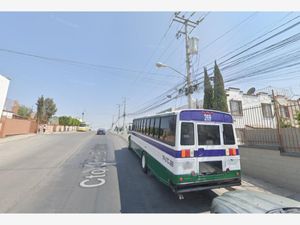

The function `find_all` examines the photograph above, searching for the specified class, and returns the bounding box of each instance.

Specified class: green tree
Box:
[213,61,228,112]
[36,95,45,123]
[203,67,214,109]
[17,105,33,119]
[296,111,300,124]
[36,96,57,123]
[280,117,292,128]
[59,116,81,126]
[44,98,57,122]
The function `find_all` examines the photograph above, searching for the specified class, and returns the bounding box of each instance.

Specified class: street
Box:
[0,132,217,213]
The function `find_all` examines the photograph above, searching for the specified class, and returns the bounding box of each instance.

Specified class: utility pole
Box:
[173,12,204,108]
[111,115,115,129]
[122,97,126,132]
[81,112,84,122]
[117,104,121,132]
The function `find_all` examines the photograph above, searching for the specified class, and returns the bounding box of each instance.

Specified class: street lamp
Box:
[156,62,194,108]
[156,62,186,80]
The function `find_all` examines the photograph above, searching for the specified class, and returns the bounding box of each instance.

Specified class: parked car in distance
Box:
[96,129,106,135]
[211,190,300,213]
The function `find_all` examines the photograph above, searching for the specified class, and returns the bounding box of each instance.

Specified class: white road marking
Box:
[79,168,107,188]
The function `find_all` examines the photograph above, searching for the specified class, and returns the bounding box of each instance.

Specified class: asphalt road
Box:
[0,132,217,213]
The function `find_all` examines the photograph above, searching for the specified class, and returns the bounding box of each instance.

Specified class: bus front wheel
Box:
[141,152,148,174]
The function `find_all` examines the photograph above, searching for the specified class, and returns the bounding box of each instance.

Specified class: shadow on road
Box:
[115,147,217,213]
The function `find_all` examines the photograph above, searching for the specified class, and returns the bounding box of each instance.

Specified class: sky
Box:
[0,12,299,129]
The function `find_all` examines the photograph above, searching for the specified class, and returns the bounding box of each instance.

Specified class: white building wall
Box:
[226,88,276,129]
[0,75,10,117]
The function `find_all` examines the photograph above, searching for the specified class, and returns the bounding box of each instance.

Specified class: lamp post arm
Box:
[166,66,186,80]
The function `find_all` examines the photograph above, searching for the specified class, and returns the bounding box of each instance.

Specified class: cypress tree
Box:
[213,61,228,112]
[203,67,214,109]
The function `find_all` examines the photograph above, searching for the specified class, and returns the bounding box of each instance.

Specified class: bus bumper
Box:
[170,177,241,194]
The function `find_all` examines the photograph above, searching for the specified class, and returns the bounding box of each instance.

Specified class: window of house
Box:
[280,106,290,118]
[230,100,243,116]
[159,115,176,146]
[261,103,273,118]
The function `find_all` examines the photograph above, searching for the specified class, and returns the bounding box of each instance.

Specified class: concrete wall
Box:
[37,125,78,133]
[0,118,79,138]
[239,146,300,192]
[0,75,10,116]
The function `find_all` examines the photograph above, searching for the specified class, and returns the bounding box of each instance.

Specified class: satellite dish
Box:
[247,87,256,95]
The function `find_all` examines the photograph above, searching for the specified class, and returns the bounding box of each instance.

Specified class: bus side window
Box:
[150,118,155,136]
[138,119,141,132]
[141,119,144,134]
[159,116,176,146]
[154,117,160,139]
[147,118,152,136]
[146,118,150,135]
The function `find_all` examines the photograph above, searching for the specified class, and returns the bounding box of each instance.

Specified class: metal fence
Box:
[234,101,300,155]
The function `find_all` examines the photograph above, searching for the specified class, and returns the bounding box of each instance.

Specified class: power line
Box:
[200,12,258,52]
[0,47,176,77]
[192,15,300,80]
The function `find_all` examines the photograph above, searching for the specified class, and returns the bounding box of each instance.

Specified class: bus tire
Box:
[141,152,148,174]
[128,136,132,150]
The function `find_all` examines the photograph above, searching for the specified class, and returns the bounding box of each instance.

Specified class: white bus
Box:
[128,109,241,197]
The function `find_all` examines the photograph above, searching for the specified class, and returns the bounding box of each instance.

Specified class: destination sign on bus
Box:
[179,110,233,123]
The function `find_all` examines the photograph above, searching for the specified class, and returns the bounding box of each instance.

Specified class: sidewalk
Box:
[112,131,299,201]
[0,133,36,144]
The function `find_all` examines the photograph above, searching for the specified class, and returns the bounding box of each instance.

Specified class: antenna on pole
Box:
[246,87,256,95]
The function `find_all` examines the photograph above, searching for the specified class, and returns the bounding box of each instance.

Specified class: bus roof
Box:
[133,109,233,123]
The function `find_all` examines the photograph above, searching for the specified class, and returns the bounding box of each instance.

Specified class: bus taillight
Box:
[229,148,237,156]
[181,149,190,158]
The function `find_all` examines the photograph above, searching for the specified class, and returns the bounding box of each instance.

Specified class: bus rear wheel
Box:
[128,136,132,150]
[141,152,148,174]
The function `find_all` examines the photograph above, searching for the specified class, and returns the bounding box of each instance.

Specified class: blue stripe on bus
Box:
[131,132,239,158]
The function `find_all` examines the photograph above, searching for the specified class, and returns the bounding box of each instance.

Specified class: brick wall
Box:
[0,117,37,138]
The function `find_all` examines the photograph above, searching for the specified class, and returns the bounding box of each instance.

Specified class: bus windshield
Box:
[180,122,236,146]
[197,124,221,145]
